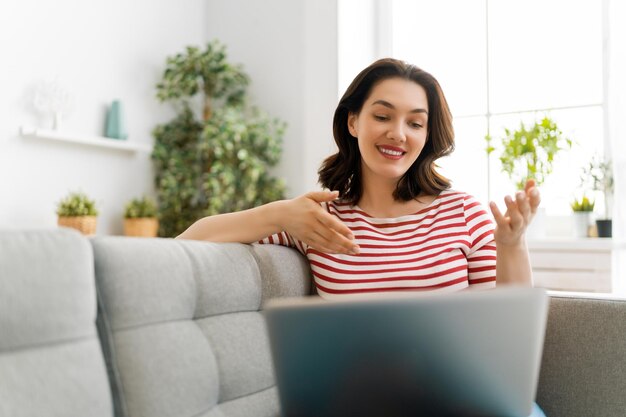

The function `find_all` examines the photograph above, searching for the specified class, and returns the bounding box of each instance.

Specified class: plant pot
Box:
[572,212,591,238]
[124,217,159,237]
[58,216,97,236]
[596,219,612,238]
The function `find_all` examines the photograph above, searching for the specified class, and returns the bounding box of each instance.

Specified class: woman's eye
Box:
[410,122,423,129]
[374,115,388,121]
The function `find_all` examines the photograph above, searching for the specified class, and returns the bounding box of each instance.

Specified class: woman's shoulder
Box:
[438,189,474,203]
[324,199,367,217]
[438,190,491,213]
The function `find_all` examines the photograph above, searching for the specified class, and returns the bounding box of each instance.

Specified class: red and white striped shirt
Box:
[259,190,496,300]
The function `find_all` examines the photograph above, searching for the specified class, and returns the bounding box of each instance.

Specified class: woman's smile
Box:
[376,145,406,160]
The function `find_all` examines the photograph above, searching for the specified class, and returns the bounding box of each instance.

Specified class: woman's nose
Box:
[386,121,407,143]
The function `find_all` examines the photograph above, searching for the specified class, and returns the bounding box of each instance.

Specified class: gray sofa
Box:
[1,229,625,417]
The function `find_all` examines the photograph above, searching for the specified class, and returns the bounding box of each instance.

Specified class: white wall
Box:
[204,0,339,197]
[0,0,341,235]
[0,0,205,234]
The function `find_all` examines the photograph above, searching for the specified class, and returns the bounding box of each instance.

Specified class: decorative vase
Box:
[58,216,97,236]
[596,219,612,238]
[124,218,159,237]
[571,212,590,238]
[105,100,128,140]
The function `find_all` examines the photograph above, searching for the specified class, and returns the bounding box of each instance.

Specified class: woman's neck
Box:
[357,173,436,218]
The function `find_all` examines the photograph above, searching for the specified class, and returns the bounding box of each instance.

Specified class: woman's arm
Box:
[176,199,285,243]
[489,180,541,286]
[176,191,360,255]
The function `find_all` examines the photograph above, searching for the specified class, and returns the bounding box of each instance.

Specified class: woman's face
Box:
[347,77,429,185]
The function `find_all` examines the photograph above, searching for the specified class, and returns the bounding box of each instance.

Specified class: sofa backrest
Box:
[92,237,311,417]
[0,229,113,417]
[537,294,626,417]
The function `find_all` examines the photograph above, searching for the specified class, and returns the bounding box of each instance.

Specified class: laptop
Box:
[264,287,549,417]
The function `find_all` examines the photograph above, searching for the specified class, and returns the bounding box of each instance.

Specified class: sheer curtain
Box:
[608,0,626,294]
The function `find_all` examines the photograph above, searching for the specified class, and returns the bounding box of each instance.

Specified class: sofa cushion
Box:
[537,294,626,417]
[0,229,113,417]
[92,237,311,417]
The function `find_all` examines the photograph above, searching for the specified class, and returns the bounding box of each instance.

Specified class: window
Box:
[390,0,605,215]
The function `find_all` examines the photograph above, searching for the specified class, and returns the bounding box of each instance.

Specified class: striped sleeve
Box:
[258,231,308,256]
[463,194,496,289]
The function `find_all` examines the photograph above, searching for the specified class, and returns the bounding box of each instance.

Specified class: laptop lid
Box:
[264,287,549,417]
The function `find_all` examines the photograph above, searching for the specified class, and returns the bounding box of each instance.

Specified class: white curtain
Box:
[608,0,626,294]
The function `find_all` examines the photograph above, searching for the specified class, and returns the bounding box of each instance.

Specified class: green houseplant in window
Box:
[485,116,572,238]
[153,40,286,237]
[485,116,572,190]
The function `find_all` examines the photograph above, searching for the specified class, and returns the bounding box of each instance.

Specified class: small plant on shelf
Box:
[570,194,595,237]
[570,195,595,212]
[56,191,99,236]
[124,196,159,237]
[579,154,614,237]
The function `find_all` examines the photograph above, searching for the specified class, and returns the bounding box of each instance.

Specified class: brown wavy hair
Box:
[318,58,454,205]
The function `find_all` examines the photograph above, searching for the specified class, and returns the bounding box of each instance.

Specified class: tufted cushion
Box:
[0,229,113,417]
[92,237,311,417]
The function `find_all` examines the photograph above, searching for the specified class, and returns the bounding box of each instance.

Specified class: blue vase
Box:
[105,100,128,140]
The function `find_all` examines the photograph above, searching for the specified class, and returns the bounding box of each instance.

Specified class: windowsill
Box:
[527,237,626,251]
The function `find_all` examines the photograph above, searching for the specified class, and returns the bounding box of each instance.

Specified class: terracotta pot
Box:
[58,216,97,236]
[124,217,159,237]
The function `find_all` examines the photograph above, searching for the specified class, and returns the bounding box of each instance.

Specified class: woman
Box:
[178,58,540,299]
[179,58,545,416]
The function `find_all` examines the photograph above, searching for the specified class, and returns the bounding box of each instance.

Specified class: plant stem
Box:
[203,96,212,121]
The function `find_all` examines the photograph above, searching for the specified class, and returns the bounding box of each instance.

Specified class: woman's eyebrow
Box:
[371,99,428,114]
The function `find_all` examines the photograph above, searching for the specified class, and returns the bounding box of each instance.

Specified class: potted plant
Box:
[485,116,572,190]
[486,116,572,238]
[56,191,98,236]
[570,194,595,238]
[124,196,159,237]
[581,155,614,237]
[153,40,286,237]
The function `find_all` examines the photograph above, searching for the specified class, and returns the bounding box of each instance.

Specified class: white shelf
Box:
[19,126,152,154]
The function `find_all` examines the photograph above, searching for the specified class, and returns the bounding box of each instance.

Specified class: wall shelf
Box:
[19,127,152,154]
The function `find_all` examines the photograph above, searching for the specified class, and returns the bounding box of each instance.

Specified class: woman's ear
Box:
[347,113,358,138]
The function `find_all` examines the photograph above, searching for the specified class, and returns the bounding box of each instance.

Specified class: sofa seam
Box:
[0,333,99,355]
[94,243,131,417]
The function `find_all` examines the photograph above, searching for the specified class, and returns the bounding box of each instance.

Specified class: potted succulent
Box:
[581,155,614,237]
[570,195,595,238]
[124,196,159,237]
[56,191,98,236]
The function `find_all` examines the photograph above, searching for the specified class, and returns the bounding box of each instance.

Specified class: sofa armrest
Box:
[537,293,626,417]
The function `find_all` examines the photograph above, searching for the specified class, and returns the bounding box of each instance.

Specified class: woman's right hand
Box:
[279,191,360,255]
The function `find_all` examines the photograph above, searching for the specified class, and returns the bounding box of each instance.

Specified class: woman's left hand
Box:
[489,179,541,246]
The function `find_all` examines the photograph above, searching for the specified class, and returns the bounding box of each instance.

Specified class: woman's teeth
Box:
[378,147,403,156]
